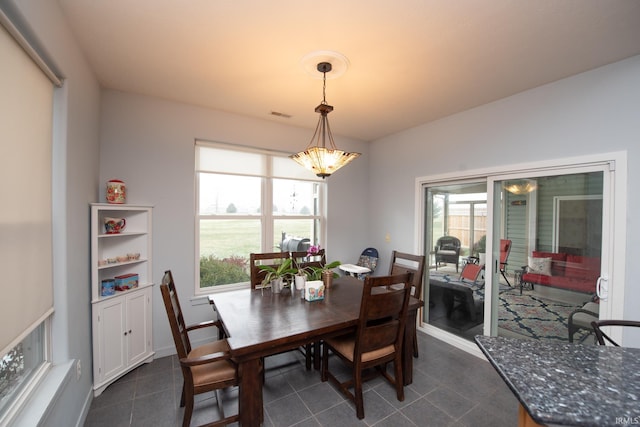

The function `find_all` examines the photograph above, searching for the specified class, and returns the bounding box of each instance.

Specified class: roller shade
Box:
[0,21,55,356]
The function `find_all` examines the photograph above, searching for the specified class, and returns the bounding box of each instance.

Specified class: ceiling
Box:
[58,0,640,142]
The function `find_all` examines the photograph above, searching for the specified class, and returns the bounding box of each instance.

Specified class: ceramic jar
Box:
[106,179,126,204]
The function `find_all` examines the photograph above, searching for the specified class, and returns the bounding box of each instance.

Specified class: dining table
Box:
[475,335,640,427]
[208,275,423,426]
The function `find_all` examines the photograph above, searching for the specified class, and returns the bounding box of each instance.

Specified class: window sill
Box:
[11,360,74,427]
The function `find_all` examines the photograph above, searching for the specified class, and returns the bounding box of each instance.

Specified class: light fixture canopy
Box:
[290,61,360,178]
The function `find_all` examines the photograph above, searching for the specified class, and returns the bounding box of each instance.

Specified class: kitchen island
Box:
[475,335,640,426]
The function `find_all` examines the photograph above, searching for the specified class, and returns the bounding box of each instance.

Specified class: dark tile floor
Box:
[84,333,519,427]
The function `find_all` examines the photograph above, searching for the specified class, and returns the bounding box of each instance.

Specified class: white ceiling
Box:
[58,0,640,142]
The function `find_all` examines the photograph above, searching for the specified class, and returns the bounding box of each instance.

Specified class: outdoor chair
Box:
[160,271,239,427]
[388,250,425,358]
[568,300,599,343]
[435,236,461,272]
[499,239,512,286]
[321,273,412,419]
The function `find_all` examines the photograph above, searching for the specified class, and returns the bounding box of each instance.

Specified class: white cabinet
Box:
[90,203,154,397]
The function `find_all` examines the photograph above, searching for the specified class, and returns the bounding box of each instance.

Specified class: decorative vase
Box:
[106,179,126,204]
[271,278,283,294]
[322,270,333,289]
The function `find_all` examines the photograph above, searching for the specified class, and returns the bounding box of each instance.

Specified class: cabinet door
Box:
[93,298,126,383]
[126,288,152,366]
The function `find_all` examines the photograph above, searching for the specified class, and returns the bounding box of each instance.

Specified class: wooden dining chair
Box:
[291,248,326,271]
[591,319,640,346]
[388,251,425,358]
[250,252,313,369]
[249,251,291,289]
[160,271,239,427]
[321,272,412,419]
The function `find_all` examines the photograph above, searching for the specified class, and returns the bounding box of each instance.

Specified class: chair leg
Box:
[182,391,194,427]
[394,358,405,402]
[412,330,419,358]
[354,367,365,419]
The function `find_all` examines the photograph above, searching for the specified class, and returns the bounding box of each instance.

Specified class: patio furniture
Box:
[435,236,461,272]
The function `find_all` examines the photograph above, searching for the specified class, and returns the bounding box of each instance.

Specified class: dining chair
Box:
[321,272,412,419]
[249,251,291,289]
[291,248,326,369]
[590,319,640,346]
[388,250,425,358]
[291,248,326,271]
[250,251,313,369]
[160,270,239,427]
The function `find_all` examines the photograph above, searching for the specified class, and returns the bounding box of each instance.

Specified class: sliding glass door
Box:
[421,159,620,345]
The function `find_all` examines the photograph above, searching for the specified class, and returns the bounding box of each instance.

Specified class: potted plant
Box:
[258,258,296,293]
[301,245,341,288]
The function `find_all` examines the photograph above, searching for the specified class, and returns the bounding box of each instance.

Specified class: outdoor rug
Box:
[497,292,590,342]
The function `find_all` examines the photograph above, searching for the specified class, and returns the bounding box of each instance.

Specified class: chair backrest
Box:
[160,270,191,359]
[291,249,326,272]
[356,273,412,358]
[388,251,426,300]
[591,319,640,346]
[500,239,512,265]
[460,263,483,284]
[436,236,461,251]
[249,252,291,289]
[357,247,379,272]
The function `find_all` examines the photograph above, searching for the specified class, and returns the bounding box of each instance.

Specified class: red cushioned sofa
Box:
[521,251,600,294]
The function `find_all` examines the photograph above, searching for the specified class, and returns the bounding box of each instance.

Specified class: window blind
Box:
[0,21,55,356]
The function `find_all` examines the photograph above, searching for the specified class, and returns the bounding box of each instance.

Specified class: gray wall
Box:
[369,55,640,344]
[98,90,370,357]
[3,0,101,425]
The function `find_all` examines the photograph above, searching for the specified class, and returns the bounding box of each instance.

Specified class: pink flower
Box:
[307,245,321,256]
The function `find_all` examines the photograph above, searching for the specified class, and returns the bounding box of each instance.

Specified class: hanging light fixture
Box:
[290,62,360,178]
[504,180,537,195]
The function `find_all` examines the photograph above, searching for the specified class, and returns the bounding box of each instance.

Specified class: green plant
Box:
[257,258,297,285]
[305,260,341,281]
[199,255,249,288]
[473,235,486,256]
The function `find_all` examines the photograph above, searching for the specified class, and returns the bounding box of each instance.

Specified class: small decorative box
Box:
[101,279,115,296]
[304,280,325,302]
[114,273,138,291]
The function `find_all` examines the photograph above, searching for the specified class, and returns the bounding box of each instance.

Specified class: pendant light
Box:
[290,62,360,178]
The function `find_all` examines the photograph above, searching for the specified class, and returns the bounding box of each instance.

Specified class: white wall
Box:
[369,55,640,343]
[3,0,101,425]
[98,91,370,355]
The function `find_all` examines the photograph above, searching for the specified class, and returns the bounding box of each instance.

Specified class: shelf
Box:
[98,258,148,270]
[91,282,153,304]
[98,231,147,239]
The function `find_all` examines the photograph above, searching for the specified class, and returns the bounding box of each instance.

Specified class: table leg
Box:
[403,310,417,385]
[238,357,264,426]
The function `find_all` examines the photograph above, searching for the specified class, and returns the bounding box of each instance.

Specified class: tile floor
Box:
[84,332,519,427]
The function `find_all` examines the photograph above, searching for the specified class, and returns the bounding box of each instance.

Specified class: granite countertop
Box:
[475,335,640,427]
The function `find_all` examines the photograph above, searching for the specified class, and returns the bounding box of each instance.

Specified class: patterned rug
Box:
[497,292,590,342]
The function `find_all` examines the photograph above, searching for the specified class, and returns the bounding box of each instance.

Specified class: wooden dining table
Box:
[208,275,423,426]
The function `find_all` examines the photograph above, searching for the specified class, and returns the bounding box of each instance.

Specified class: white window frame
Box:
[195,140,326,294]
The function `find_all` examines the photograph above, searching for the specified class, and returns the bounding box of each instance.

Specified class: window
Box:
[195,141,325,293]
[0,11,61,423]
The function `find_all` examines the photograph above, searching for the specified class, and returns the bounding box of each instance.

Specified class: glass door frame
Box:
[416,151,627,351]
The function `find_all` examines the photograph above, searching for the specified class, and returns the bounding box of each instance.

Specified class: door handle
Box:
[596,276,608,301]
